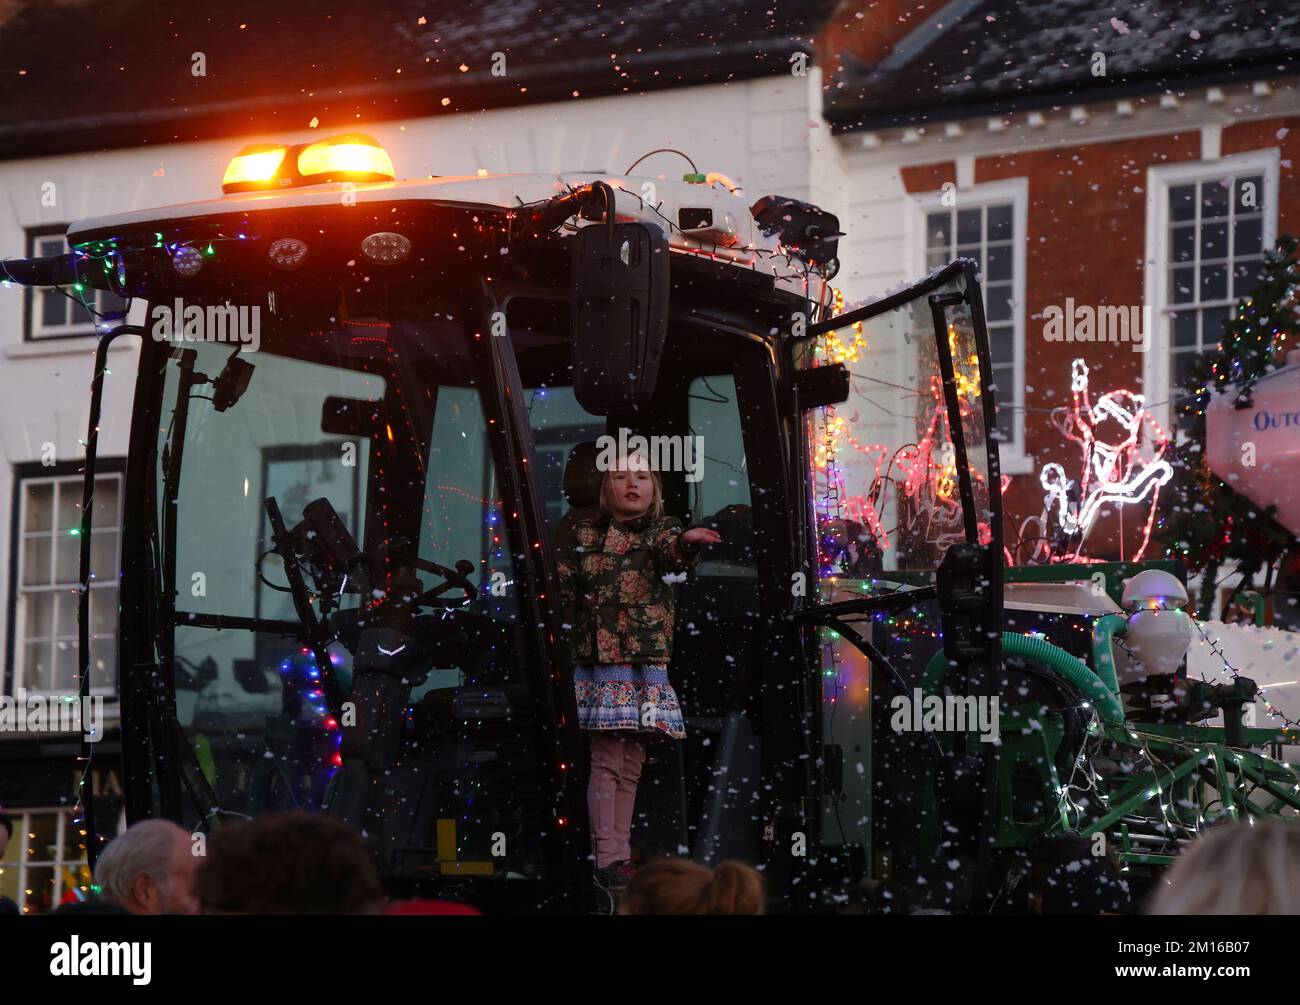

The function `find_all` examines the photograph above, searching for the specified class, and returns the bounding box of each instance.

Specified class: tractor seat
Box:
[554,440,604,551]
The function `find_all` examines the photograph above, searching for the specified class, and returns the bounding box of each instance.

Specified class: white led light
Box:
[171,245,204,277]
[361,232,411,264]
[268,237,309,269]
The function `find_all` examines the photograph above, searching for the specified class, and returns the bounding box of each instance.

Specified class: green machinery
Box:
[925,561,1300,888]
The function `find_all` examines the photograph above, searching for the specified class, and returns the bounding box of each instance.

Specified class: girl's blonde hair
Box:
[597,452,664,521]
[1147,820,1300,915]
[619,858,765,915]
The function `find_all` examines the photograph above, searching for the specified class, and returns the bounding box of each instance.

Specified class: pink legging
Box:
[587,732,648,868]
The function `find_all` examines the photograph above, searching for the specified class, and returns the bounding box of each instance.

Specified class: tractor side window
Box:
[416,383,520,685]
[687,374,755,575]
[522,384,606,538]
[152,302,554,884]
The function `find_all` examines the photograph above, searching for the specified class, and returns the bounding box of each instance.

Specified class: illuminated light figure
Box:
[1038,359,1172,562]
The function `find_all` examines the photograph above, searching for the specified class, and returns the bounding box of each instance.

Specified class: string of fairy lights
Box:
[1183,611,1300,740]
[816,293,847,698]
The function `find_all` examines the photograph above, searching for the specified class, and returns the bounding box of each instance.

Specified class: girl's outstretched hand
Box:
[680,527,722,547]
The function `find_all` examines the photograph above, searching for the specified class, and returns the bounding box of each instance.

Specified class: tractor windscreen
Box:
[801,267,999,584]
[143,281,553,881]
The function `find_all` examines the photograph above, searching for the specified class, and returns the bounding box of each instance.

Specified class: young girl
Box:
[556,451,721,884]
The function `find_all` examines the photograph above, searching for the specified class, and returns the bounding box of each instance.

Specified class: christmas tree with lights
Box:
[1159,234,1300,619]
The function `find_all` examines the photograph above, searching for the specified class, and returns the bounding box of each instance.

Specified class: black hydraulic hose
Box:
[512,181,619,241]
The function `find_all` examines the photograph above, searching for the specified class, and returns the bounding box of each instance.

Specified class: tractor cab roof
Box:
[67,163,830,304]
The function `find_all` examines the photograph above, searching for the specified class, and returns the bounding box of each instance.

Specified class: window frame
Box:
[7,459,125,699]
[22,225,125,342]
[910,178,1031,473]
[0,806,93,914]
[1143,149,1281,432]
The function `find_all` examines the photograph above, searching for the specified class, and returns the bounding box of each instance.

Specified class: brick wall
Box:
[895,114,1300,561]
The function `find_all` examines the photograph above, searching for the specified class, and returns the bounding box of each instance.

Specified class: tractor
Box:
[4,131,1296,913]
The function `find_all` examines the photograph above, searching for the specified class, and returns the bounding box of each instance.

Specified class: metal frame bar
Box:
[78,324,143,868]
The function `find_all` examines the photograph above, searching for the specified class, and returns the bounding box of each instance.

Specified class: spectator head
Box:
[0,808,12,858]
[94,819,199,915]
[619,858,764,915]
[1148,820,1300,915]
[197,811,385,915]
[1027,833,1132,915]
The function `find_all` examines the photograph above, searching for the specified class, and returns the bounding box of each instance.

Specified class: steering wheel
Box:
[374,555,479,609]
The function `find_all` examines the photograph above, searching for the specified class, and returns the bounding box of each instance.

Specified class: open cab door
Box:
[790,260,1005,911]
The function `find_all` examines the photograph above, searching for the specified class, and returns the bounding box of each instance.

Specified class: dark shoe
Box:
[612,859,638,879]
[595,860,637,889]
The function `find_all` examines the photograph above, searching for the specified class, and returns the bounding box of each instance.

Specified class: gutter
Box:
[826,53,1300,135]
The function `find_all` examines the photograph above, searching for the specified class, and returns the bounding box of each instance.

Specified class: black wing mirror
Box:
[570,219,669,414]
[794,363,850,410]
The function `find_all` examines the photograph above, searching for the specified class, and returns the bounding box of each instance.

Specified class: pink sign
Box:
[1205,361,1300,534]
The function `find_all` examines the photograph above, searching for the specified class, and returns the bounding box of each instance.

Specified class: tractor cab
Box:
[2,134,1008,912]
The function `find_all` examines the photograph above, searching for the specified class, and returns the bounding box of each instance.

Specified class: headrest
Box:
[563,440,604,507]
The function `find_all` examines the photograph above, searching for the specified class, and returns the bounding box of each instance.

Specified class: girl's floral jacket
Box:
[556,512,700,665]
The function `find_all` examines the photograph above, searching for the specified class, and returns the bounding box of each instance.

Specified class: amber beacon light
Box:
[221,144,289,192]
[221,134,396,194]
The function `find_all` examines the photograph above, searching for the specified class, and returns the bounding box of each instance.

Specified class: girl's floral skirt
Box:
[573,663,686,739]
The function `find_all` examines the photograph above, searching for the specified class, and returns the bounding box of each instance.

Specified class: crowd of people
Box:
[4,811,766,916]
[5,805,1299,915]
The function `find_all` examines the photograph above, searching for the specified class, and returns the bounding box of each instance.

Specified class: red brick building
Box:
[818,0,1300,574]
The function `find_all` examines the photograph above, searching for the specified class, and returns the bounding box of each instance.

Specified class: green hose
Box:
[922,632,1126,726]
[1089,614,1126,699]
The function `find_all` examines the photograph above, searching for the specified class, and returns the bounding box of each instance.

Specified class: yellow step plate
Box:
[436,818,495,875]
